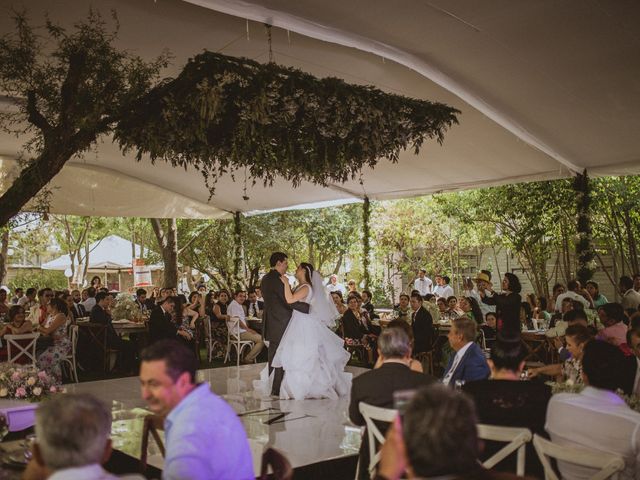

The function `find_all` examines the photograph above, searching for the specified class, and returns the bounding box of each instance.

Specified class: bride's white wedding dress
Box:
[256,275,352,400]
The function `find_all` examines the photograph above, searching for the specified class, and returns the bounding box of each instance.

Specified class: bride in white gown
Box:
[257,263,352,400]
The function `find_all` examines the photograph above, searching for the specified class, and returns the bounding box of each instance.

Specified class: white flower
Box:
[27,377,36,386]
[0,388,7,397]
[32,387,42,396]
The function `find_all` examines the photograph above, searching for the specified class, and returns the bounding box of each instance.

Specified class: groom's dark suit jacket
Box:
[261,269,293,343]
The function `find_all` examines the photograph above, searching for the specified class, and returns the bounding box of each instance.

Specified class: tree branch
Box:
[26,90,52,132]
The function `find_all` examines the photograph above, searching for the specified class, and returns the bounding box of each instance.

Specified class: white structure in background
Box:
[41,235,162,289]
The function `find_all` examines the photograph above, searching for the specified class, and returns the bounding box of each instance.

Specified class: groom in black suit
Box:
[261,252,309,396]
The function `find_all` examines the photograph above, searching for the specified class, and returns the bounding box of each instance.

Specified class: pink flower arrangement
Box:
[0,364,62,402]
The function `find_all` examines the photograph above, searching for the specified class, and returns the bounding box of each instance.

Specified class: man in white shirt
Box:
[227,290,264,363]
[18,287,38,310]
[433,275,454,299]
[81,287,97,312]
[545,340,640,480]
[413,269,432,297]
[326,275,346,294]
[620,276,640,311]
[554,279,591,312]
[23,393,144,480]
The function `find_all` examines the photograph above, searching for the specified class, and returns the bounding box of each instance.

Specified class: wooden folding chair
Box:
[259,448,293,480]
[5,333,40,366]
[140,415,165,472]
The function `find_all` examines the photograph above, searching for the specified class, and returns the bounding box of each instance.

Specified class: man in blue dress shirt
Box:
[139,340,254,480]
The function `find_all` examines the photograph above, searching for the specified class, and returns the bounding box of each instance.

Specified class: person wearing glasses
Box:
[28,288,53,326]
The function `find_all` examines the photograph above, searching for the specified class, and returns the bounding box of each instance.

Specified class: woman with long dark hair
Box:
[37,297,71,379]
[459,296,483,324]
[480,273,522,336]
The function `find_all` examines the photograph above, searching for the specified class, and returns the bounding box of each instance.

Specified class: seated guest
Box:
[393,294,412,323]
[625,326,640,396]
[423,294,440,323]
[459,296,483,324]
[172,295,198,350]
[1,305,35,337]
[436,297,448,317]
[546,303,586,338]
[204,291,226,360]
[377,385,523,480]
[81,287,97,313]
[23,393,144,480]
[586,280,608,309]
[149,296,190,344]
[68,289,87,319]
[597,302,629,348]
[464,338,551,477]
[447,296,464,317]
[342,294,378,365]
[545,340,640,479]
[227,290,264,363]
[61,293,76,324]
[410,293,433,355]
[144,287,160,311]
[331,291,348,315]
[28,288,53,326]
[355,292,380,334]
[442,316,490,386]
[37,297,71,380]
[530,324,592,384]
[245,288,264,318]
[361,290,378,320]
[554,279,592,311]
[520,302,534,330]
[139,340,254,479]
[18,287,38,310]
[90,292,137,373]
[347,279,358,293]
[480,312,498,349]
[349,326,435,480]
[620,275,640,311]
[212,289,231,323]
[9,287,23,305]
[135,288,148,314]
[376,320,424,373]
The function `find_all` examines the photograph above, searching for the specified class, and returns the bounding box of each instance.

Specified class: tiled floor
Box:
[65,363,367,475]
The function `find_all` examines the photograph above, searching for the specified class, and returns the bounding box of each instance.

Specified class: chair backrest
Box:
[477,424,532,476]
[260,447,293,480]
[533,434,625,480]
[140,414,165,471]
[227,316,241,340]
[5,333,40,366]
[359,402,398,477]
[204,315,212,338]
[70,325,79,359]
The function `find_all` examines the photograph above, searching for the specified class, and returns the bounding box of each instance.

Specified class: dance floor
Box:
[65,363,368,477]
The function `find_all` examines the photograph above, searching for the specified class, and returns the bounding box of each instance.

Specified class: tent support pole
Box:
[575,170,595,284]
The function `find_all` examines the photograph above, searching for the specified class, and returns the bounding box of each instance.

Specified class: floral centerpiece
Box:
[0,364,63,402]
[111,293,142,321]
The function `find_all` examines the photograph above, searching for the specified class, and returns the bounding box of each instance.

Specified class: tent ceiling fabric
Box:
[1,0,639,218]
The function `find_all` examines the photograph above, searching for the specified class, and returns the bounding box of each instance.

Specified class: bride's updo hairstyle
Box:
[300,263,314,284]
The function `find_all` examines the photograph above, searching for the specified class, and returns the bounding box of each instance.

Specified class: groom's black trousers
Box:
[268,340,284,396]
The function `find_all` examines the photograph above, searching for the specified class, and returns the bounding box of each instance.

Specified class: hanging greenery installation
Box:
[116,51,460,196]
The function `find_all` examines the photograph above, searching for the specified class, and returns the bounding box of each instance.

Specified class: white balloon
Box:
[64,268,73,278]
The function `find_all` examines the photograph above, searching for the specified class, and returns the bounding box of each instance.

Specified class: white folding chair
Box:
[61,325,79,383]
[358,403,398,479]
[477,424,532,476]
[533,434,625,480]
[204,316,225,362]
[223,317,254,367]
[5,333,40,367]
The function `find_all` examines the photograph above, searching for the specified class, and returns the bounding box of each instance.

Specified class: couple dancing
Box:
[256,252,352,400]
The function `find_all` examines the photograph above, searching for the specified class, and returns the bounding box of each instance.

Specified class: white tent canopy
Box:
[1,0,639,219]
[41,235,161,272]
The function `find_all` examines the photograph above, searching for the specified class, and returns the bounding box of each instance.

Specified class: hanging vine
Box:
[575,170,596,283]
[362,196,372,289]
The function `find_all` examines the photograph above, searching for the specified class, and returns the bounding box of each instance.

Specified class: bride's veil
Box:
[310,270,339,328]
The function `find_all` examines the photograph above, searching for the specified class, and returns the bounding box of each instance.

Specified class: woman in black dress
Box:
[480,273,522,336]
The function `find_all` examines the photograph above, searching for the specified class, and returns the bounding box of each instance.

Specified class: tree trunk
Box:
[362,196,371,289]
[150,218,179,288]
[0,229,9,285]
